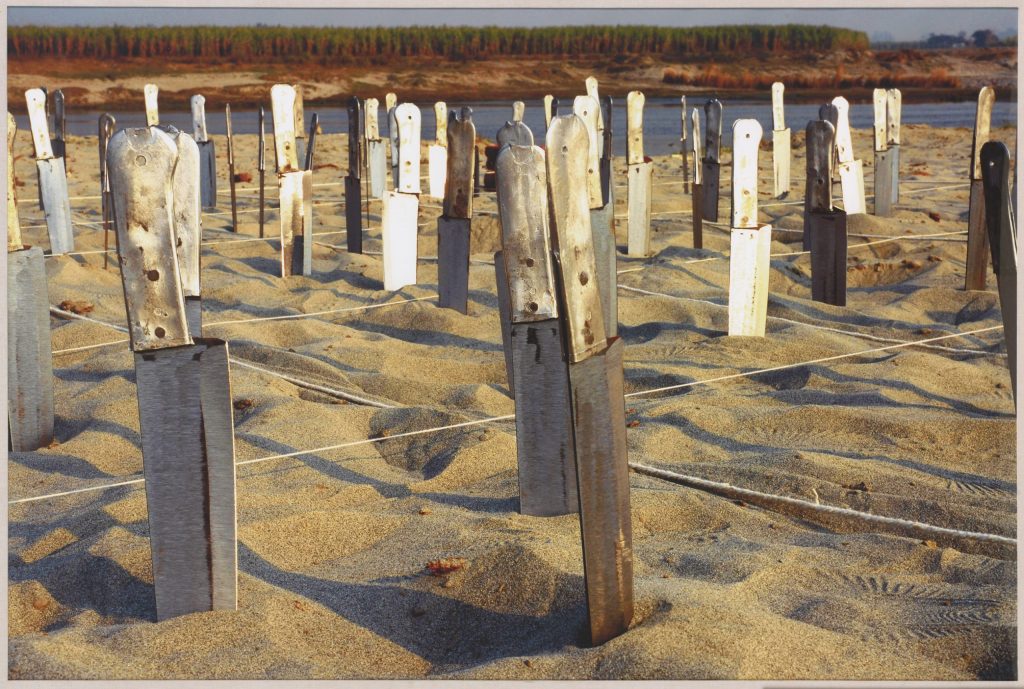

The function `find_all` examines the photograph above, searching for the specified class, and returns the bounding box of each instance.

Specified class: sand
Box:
[7,120,1017,680]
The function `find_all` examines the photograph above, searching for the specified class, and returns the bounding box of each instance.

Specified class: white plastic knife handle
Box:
[731,120,762,229]
[585,76,603,132]
[395,102,422,194]
[572,95,602,208]
[771,82,785,131]
[832,96,854,164]
[626,90,645,166]
[191,94,208,143]
[365,98,380,141]
[543,94,554,128]
[872,88,887,152]
[512,100,525,123]
[270,84,299,173]
[144,83,159,126]
[886,88,901,146]
[8,112,21,250]
[680,95,687,141]
[971,86,995,180]
[385,92,397,113]
[691,108,702,184]
[434,101,447,146]
[25,88,53,160]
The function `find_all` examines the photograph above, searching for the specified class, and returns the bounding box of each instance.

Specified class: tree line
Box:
[8,24,869,62]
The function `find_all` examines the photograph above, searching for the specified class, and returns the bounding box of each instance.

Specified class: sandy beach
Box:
[7,120,1017,680]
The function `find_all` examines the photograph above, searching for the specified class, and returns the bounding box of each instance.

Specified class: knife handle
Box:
[257,106,266,171]
[496,144,558,323]
[434,101,447,146]
[8,112,21,251]
[691,109,702,183]
[98,113,115,193]
[546,114,607,362]
[679,95,687,141]
[305,113,319,171]
[270,84,300,173]
[191,94,208,143]
[980,141,1016,275]
[225,104,234,165]
[512,100,525,123]
[53,90,66,142]
[626,91,645,166]
[971,86,995,180]
[872,88,887,152]
[444,107,475,218]
[348,97,362,175]
[886,88,901,146]
[364,98,380,141]
[573,95,602,208]
[543,95,554,128]
[394,103,421,194]
[166,127,202,298]
[806,119,835,213]
[385,92,397,113]
[832,96,853,164]
[585,76,603,131]
[292,84,305,138]
[704,99,722,162]
[731,119,762,229]
[24,88,53,160]
[771,82,785,131]
[601,95,613,147]
[106,126,192,351]
[497,121,534,149]
[144,83,159,126]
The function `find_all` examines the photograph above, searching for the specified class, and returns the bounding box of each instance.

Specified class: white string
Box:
[229,358,395,408]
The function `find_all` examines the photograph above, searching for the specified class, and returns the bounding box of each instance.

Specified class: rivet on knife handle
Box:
[107,127,192,351]
[144,83,159,126]
[572,95,602,209]
[546,114,607,362]
[497,144,557,323]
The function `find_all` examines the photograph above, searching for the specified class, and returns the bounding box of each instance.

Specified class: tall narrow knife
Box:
[428,101,448,200]
[596,94,617,336]
[191,94,217,209]
[496,143,578,517]
[691,107,704,249]
[25,88,73,254]
[626,90,653,257]
[980,141,1017,403]
[293,84,307,168]
[258,105,266,238]
[680,95,689,193]
[771,82,791,199]
[365,98,386,199]
[887,88,902,203]
[345,96,364,254]
[98,112,116,268]
[966,86,996,290]
[872,88,893,217]
[107,126,237,621]
[806,119,847,306]
[547,113,633,647]
[727,119,772,337]
[225,103,238,231]
[304,113,319,171]
[386,92,399,189]
[382,101,421,291]
[437,107,475,311]
[702,98,723,222]
[52,89,66,163]
[271,84,313,277]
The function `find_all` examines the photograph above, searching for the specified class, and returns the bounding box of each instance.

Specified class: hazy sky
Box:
[6,7,1017,43]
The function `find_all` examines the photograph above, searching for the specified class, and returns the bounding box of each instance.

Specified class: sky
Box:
[5,7,1018,43]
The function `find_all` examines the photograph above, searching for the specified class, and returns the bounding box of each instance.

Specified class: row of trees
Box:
[8,24,869,61]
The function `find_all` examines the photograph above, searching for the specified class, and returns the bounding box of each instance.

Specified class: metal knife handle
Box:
[191,95,208,143]
[771,82,785,131]
[586,76,603,132]
[270,84,300,173]
[497,121,534,148]
[971,86,995,180]
[679,95,687,141]
[572,95,602,208]
[601,95,613,155]
[144,83,159,126]
[832,96,854,164]
[981,141,1016,275]
[819,102,838,129]
[225,104,234,165]
[292,84,305,139]
[691,108,702,184]
[305,113,319,171]
[385,92,397,113]
[886,88,901,145]
[496,144,558,323]
[99,113,115,193]
[626,91,645,166]
[704,99,722,162]
[165,127,202,298]
[512,100,525,123]
[8,112,21,251]
[348,97,362,175]
[53,89,66,143]
[25,88,53,160]
[364,98,380,141]
[106,127,191,351]
[543,95,554,128]
[444,107,475,218]
[395,103,421,194]
[806,119,835,213]
[731,119,762,229]
[872,88,887,152]
[546,114,607,362]
[434,101,447,146]
[257,106,266,172]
